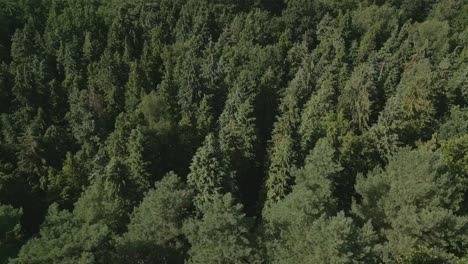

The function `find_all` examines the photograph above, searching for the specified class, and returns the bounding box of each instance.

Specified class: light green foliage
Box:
[264,140,378,263]
[299,73,336,153]
[440,134,468,213]
[183,193,257,264]
[10,204,111,264]
[438,106,468,141]
[187,134,235,209]
[383,59,437,143]
[396,245,468,264]
[353,148,468,262]
[339,63,376,131]
[266,212,378,264]
[265,60,314,206]
[410,19,450,61]
[73,159,130,232]
[139,90,175,135]
[264,139,341,226]
[114,172,193,263]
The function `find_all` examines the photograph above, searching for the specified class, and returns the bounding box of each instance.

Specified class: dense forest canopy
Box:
[0,0,467,263]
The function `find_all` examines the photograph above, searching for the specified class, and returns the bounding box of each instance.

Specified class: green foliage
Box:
[73,159,130,232]
[183,193,257,264]
[438,106,468,141]
[0,204,22,264]
[265,59,314,206]
[47,152,87,209]
[264,139,341,226]
[353,148,468,261]
[187,134,235,210]
[114,172,193,263]
[396,245,467,264]
[338,63,376,131]
[126,126,150,194]
[0,0,466,262]
[439,134,468,214]
[10,204,112,264]
[263,140,378,263]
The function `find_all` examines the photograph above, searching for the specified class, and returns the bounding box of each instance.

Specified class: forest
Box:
[0,0,467,263]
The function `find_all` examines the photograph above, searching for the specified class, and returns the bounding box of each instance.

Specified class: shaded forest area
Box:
[0,0,467,263]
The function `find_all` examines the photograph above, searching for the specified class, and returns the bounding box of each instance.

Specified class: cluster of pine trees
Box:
[0,0,467,263]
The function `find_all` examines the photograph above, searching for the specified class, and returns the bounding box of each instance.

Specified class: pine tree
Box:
[0,204,22,264]
[126,127,150,196]
[114,172,193,264]
[47,151,87,209]
[338,62,377,132]
[353,147,468,262]
[263,139,378,264]
[124,61,146,111]
[299,73,336,153]
[264,58,315,207]
[73,159,130,232]
[10,204,112,264]
[183,193,257,264]
[384,59,437,144]
[218,70,259,206]
[187,134,235,210]
[267,212,378,264]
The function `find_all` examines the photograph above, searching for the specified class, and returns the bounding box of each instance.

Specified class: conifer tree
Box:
[183,193,257,264]
[353,148,468,261]
[218,70,259,205]
[264,139,377,263]
[47,151,87,209]
[10,204,112,264]
[126,127,150,195]
[187,134,235,210]
[338,63,377,132]
[114,172,193,264]
[264,58,314,207]
[0,204,22,264]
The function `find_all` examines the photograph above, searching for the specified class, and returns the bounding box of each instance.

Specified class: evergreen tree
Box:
[126,127,150,196]
[353,148,468,262]
[1,0,467,262]
[264,58,314,207]
[73,159,130,232]
[263,139,379,263]
[114,172,193,264]
[187,134,235,210]
[10,204,112,264]
[183,193,257,264]
[218,70,259,206]
[47,151,87,209]
[338,62,377,132]
[0,204,22,264]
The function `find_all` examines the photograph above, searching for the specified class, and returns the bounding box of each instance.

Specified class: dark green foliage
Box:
[47,152,87,209]
[0,0,466,262]
[0,204,22,264]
